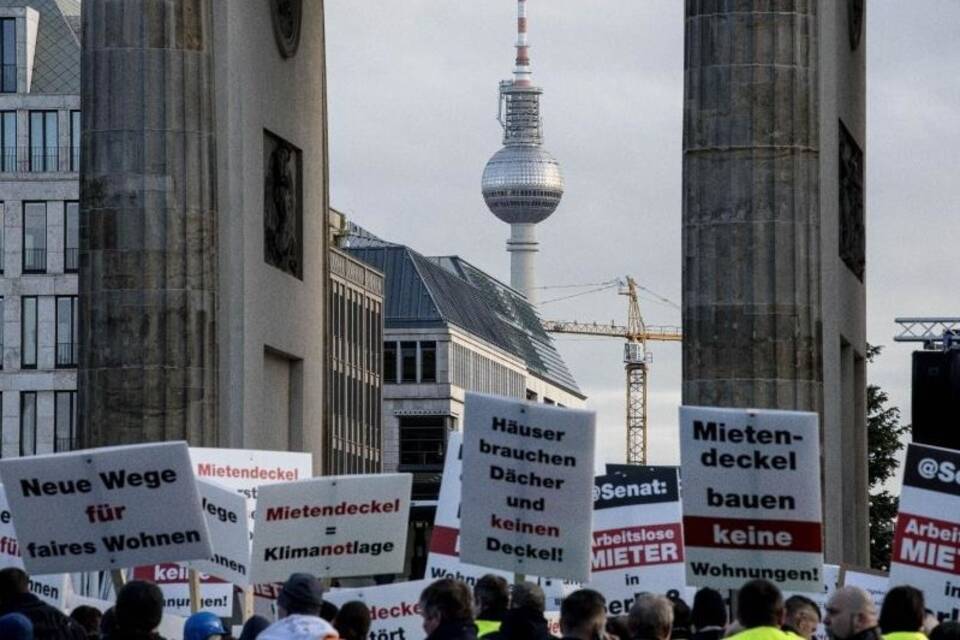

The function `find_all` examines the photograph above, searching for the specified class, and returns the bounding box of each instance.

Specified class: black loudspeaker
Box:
[911,349,960,450]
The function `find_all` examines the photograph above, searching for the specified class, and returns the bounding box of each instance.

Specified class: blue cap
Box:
[0,613,34,640]
[184,611,226,640]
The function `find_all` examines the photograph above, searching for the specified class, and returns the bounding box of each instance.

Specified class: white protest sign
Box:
[132,564,233,617]
[325,579,431,640]
[187,479,251,585]
[679,406,823,591]
[250,473,412,583]
[783,564,840,640]
[189,447,313,535]
[839,566,887,611]
[0,442,211,574]
[585,465,686,616]
[461,393,596,582]
[889,443,960,622]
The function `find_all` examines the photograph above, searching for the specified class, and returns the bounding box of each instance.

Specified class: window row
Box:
[0,391,78,457]
[5,295,78,369]
[330,282,382,374]
[383,340,436,384]
[0,201,79,274]
[0,110,81,172]
[1,18,14,93]
[449,342,525,397]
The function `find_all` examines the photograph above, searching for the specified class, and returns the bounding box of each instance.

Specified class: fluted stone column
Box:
[79,0,218,446]
[683,2,822,413]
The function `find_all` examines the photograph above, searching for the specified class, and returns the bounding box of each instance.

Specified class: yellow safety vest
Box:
[729,626,792,640]
[476,619,502,637]
[883,632,926,640]
[783,631,807,640]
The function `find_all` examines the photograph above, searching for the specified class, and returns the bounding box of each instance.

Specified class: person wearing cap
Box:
[0,612,35,640]
[184,612,228,640]
[258,573,339,640]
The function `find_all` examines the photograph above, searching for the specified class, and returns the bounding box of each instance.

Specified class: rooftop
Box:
[1,0,80,95]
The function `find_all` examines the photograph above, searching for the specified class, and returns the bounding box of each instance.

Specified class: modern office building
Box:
[0,0,80,457]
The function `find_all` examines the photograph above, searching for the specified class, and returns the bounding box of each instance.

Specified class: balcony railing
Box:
[0,146,79,172]
[64,247,79,272]
[0,65,14,93]
[22,248,46,273]
[56,341,77,367]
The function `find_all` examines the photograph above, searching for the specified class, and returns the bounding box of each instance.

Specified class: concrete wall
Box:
[212,2,328,471]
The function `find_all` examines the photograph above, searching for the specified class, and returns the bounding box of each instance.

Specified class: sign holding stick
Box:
[679,406,823,592]
[460,393,596,583]
[0,442,211,574]
[250,473,412,584]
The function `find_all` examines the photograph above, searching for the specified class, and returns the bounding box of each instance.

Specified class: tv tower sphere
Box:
[482,144,564,225]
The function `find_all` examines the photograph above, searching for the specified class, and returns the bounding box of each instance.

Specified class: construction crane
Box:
[542,277,682,464]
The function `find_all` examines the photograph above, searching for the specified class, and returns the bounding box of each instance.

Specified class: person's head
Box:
[100,607,118,639]
[238,614,271,640]
[0,568,29,605]
[670,596,692,638]
[184,611,227,640]
[70,605,102,636]
[0,613,33,640]
[606,615,632,640]
[736,579,784,629]
[879,586,924,634]
[628,594,675,640]
[277,573,326,618]
[692,588,728,630]
[115,580,164,634]
[419,578,474,635]
[824,587,878,640]
[334,601,372,640]
[474,574,509,617]
[320,601,339,623]
[560,589,607,640]
[930,621,960,640]
[784,595,821,640]
[511,582,546,614]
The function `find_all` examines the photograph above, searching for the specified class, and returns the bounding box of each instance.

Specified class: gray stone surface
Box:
[79,0,218,446]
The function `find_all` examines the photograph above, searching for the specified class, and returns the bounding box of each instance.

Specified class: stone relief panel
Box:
[264,129,303,280]
[839,120,865,282]
[270,0,303,58]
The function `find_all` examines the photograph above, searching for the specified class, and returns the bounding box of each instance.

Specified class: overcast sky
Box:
[325,2,960,468]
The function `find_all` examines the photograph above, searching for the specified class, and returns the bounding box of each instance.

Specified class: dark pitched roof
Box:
[0,0,81,94]
[345,244,584,399]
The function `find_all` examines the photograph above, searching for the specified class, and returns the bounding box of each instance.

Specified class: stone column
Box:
[79,0,218,446]
[682,2,822,413]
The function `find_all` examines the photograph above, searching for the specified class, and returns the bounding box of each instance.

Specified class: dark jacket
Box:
[427,620,480,640]
[0,593,87,640]
[849,627,884,640]
[109,631,168,640]
[487,607,556,640]
[693,628,726,640]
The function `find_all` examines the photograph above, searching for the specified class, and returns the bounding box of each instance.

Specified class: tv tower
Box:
[481,0,564,305]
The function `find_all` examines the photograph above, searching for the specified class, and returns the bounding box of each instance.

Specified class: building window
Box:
[55,391,76,452]
[64,202,78,272]
[0,202,4,274]
[0,297,3,369]
[20,392,36,456]
[70,110,80,171]
[383,341,396,384]
[398,415,446,468]
[22,202,46,272]
[526,389,538,401]
[29,111,58,171]
[544,397,555,405]
[56,296,77,367]
[20,296,36,368]
[1,111,14,171]
[420,341,436,383]
[400,341,417,383]
[0,19,14,93]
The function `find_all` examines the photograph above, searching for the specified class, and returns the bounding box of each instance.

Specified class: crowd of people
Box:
[0,567,957,640]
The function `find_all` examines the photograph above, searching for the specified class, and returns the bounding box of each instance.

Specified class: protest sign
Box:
[461,393,596,582]
[585,465,686,615]
[325,579,431,640]
[250,473,412,583]
[186,479,251,585]
[839,565,887,611]
[889,443,960,621]
[0,442,211,574]
[679,406,823,591]
[783,564,840,640]
[132,564,233,617]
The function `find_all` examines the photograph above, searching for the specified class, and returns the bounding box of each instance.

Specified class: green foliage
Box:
[866,344,910,571]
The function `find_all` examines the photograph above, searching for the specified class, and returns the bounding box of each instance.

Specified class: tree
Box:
[866,344,910,570]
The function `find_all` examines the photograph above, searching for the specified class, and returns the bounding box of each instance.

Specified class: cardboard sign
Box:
[585,465,686,616]
[187,479,251,585]
[839,566,887,611]
[132,564,233,617]
[0,442,211,574]
[461,393,596,582]
[783,564,840,640]
[250,473,412,583]
[679,406,823,591]
[889,443,960,622]
[325,579,431,640]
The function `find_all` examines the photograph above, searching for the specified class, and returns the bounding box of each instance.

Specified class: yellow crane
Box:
[542,277,682,464]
